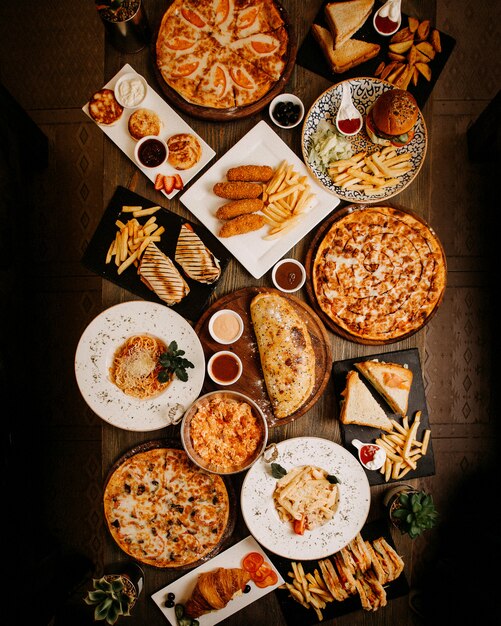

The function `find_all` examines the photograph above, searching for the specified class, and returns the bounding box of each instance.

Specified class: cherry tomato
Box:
[293,516,306,535]
[242,551,264,573]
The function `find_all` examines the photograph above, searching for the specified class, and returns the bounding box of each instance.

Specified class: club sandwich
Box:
[312,23,380,73]
[324,0,375,49]
[354,359,413,416]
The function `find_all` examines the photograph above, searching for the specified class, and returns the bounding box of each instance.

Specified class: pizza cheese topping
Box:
[155,0,289,109]
[104,448,230,568]
[313,206,446,342]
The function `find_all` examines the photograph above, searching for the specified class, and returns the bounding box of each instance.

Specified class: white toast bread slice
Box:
[324,0,375,49]
[339,370,394,432]
[354,360,413,416]
[311,24,380,73]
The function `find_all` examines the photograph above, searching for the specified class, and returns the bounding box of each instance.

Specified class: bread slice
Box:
[311,24,380,73]
[354,360,413,416]
[324,0,375,49]
[339,370,394,432]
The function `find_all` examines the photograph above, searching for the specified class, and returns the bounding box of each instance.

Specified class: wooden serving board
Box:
[150,0,297,122]
[194,287,332,428]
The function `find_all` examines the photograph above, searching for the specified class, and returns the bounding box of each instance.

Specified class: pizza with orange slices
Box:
[155,0,290,109]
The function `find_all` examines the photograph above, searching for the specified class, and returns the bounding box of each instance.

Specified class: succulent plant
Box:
[84,575,135,625]
[390,489,439,539]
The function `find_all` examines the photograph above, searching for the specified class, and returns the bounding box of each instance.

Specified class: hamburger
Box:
[365,88,419,147]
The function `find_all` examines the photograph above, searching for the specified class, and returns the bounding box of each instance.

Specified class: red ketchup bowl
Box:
[207,350,243,386]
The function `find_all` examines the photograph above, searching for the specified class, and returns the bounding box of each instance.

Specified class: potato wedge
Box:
[389,39,414,54]
[417,19,431,41]
[388,52,407,62]
[416,41,436,60]
[416,62,432,81]
[387,63,406,84]
[380,60,397,80]
[408,16,419,33]
[390,26,413,43]
[374,61,385,77]
[394,63,414,90]
[431,28,442,52]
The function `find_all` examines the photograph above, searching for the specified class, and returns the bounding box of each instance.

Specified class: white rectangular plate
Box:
[82,64,215,198]
[151,535,284,626]
[180,120,340,278]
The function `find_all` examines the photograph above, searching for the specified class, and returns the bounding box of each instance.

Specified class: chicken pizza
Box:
[103,446,231,567]
[155,0,290,109]
[312,206,446,343]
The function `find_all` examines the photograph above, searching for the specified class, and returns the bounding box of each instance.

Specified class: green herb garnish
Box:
[326,474,339,484]
[271,463,287,479]
[157,341,194,383]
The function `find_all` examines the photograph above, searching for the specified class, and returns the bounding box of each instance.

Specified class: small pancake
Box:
[167,133,202,170]
[128,108,162,140]
[88,88,123,126]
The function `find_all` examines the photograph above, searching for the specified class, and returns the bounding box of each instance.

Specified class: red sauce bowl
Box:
[207,350,243,386]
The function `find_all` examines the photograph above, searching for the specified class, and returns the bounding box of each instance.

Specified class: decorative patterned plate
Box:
[240,437,371,560]
[301,77,427,203]
[74,301,205,431]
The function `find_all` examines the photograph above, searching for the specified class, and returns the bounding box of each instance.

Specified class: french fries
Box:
[105,205,163,275]
[282,561,335,621]
[261,160,316,239]
[375,16,442,90]
[328,147,412,196]
[377,411,431,481]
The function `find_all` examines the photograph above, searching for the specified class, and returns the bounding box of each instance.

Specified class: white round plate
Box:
[74,301,205,431]
[241,436,371,560]
[302,77,427,203]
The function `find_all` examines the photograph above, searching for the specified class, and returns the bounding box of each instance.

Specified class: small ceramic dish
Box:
[271,258,306,293]
[134,135,168,169]
[208,309,244,345]
[181,390,268,474]
[114,72,148,108]
[351,439,387,471]
[207,351,243,386]
[269,93,305,129]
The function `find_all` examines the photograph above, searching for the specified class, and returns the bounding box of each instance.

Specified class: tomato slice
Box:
[293,516,306,535]
[254,569,278,588]
[251,562,274,583]
[242,551,264,573]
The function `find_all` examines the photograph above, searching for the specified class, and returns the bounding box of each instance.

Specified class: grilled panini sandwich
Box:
[175,223,221,284]
[138,242,189,305]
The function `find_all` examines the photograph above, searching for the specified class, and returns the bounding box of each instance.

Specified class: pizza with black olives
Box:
[103,447,230,568]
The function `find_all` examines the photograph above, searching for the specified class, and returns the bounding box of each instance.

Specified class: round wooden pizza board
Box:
[194,287,332,428]
[305,203,447,345]
[150,1,297,121]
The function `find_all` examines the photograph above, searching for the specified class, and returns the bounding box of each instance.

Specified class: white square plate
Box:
[180,120,340,278]
[82,64,215,199]
[151,535,284,625]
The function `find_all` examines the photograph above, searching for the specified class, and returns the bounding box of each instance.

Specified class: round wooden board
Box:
[305,203,447,345]
[194,287,332,428]
[150,1,297,122]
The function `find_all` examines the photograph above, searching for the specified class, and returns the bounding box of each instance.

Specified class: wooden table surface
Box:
[100,2,435,624]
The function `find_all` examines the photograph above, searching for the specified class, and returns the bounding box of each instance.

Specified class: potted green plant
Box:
[94,1,151,53]
[84,563,144,624]
[384,484,439,539]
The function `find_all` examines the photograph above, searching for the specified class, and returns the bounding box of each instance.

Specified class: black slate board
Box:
[82,186,232,322]
[332,348,435,485]
[272,518,409,625]
[297,1,456,109]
